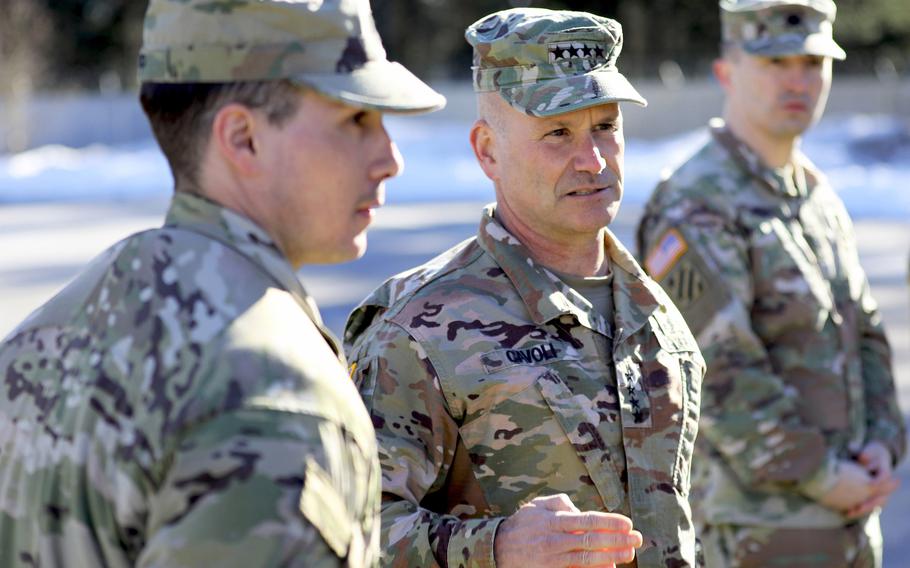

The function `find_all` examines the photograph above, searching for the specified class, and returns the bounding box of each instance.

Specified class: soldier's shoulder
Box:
[345,236,486,343]
[648,136,742,212]
[3,229,161,337]
[645,276,704,358]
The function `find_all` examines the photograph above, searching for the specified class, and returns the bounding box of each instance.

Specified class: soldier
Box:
[0,1,444,566]
[637,1,906,566]
[345,8,705,567]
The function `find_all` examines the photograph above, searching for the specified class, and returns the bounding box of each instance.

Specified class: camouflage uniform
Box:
[345,206,705,567]
[637,119,907,566]
[639,3,904,564]
[0,193,380,566]
[0,1,442,566]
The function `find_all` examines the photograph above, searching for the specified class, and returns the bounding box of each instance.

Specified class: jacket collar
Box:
[710,118,817,200]
[476,204,659,345]
[164,192,342,359]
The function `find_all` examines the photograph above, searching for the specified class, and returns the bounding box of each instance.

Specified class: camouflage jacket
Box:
[0,192,380,567]
[344,205,705,567]
[637,119,907,528]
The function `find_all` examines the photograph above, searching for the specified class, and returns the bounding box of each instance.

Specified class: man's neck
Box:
[724,114,799,170]
[495,211,610,277]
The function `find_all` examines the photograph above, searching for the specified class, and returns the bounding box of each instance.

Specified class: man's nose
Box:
[372,128,404,181]
[574,134,607,175]
[784,64,813,93]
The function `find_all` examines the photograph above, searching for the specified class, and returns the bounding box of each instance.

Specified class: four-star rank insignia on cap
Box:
[548,41,606,64]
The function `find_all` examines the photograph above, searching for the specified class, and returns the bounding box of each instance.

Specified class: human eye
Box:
[594,121,618,133]
[545,127,569,138]
[350,110,369,126]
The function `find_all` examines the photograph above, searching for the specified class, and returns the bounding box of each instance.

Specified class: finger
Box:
[868,475,900,495]
[873,459,894,479]
[845,494,890,519]
[534,493,581,513]
[861,456,888,477]
[859,444,891,471]
[577,529,642,551]
[562,546,636,567]
[552,511,634,534]
[590,529,643,549]
[545,528,641,556]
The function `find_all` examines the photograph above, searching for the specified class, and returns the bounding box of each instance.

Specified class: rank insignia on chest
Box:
[646,229,688,280]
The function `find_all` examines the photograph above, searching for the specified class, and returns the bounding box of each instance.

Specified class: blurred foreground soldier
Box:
[0,1,443,566]
[637,1,906,566]
[345,8,705,567]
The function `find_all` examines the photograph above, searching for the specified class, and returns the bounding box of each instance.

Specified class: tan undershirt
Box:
[552,268,615,321]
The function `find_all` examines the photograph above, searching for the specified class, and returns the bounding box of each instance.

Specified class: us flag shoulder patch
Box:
[645,229,688,280]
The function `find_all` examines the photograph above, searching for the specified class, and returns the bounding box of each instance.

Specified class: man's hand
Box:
[814,459,876,512]
[843,442,900,519]
[493,493,643,568]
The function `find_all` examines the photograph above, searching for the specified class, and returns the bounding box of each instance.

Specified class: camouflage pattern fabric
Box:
[0,192,380,567]
[636,119,906,565]
[700,519,880,567]
[139,0,444,113]
[345,205,705,567]
[464,8,646,116]
[720,0,846,60]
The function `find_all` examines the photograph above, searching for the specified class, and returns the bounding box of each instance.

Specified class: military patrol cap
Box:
[721,0,846,60]
[138,0,445,114]
[465,8,646,117]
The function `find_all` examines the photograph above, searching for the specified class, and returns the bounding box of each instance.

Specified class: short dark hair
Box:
[139,80,303,190]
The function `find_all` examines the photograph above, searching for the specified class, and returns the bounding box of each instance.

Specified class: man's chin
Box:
[300,239,367,266]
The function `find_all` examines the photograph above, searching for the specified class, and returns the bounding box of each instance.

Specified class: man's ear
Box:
[713,57,733,93]
[210,103,263,177]
[470,119,499,182]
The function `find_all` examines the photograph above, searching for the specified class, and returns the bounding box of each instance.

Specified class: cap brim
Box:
[291,61,446,114]
[500,70,647,118]
[744,34,846,60]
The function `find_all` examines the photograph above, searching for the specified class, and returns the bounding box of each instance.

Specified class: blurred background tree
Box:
[0,0,51,150]
[3,0,909,94]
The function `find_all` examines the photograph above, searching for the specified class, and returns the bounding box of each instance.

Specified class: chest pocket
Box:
[458,367,626,515]
[750,218,833,339]
[616,322,701,496]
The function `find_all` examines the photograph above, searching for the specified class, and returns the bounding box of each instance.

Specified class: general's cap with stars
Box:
[465,8,647,117]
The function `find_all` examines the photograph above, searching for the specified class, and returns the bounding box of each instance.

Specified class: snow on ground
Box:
[1,114,908,218]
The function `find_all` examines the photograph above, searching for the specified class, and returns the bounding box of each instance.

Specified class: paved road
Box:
[1,198,908,564]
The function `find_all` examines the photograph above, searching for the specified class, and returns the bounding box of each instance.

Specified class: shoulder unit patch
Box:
[662,260,706,309]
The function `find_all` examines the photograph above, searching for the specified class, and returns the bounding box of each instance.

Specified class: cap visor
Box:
[502,70,647,118]
[292,61,446,114]
[745,34,846,60]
